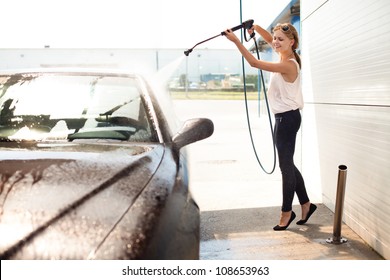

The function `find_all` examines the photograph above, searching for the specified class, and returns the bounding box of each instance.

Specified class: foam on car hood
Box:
[0,143,165,259]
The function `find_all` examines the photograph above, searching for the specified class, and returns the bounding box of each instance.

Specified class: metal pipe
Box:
[326,165,348,244]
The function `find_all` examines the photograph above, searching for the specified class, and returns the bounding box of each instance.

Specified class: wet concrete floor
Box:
[173,99,383,260]
[200,204,382,260]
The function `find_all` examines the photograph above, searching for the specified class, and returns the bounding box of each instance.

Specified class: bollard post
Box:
[326,165,348,244]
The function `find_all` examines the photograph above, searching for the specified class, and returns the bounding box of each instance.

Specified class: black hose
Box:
[242,37,277,174]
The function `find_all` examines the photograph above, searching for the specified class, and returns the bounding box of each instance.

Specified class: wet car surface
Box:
[0,69,214,259]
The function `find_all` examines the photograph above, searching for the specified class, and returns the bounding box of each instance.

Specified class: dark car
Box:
[0,69,213,260]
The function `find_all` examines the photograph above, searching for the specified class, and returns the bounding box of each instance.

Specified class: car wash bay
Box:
[173,99,383,260]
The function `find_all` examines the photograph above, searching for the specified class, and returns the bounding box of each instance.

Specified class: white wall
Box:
[301,0,390,259]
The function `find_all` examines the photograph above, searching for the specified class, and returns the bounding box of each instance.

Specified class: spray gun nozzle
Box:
[184,49,192,56]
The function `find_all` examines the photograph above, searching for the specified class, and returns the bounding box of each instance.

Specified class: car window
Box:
[0,73,157,142]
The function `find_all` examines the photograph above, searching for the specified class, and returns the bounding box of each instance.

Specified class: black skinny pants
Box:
[274,109,309,212]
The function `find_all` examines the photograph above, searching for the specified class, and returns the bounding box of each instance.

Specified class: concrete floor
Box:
[200,204,381,260]
[173,99,383,260]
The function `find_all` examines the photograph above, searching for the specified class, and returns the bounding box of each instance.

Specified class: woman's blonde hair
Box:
[273,23,301,68]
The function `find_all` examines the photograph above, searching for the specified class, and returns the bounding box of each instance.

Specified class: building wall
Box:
[301,0,390,259]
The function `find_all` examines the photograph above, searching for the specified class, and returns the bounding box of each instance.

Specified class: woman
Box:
[224,23,317,230]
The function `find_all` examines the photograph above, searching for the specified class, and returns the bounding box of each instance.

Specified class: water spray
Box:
[184,19,255,56]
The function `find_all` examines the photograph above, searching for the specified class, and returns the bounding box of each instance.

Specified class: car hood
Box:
[0,142,165,259]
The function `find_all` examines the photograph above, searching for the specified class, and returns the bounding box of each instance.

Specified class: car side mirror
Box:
[172,118,214,150]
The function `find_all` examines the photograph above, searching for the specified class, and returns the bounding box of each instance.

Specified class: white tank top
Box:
[267,59,303,114]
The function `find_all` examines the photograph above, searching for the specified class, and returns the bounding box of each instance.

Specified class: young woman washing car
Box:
[224,22,317,231]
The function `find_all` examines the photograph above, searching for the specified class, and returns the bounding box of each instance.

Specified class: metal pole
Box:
[326,165,348,244]
[155,50,159,71]
[185,56,189,98]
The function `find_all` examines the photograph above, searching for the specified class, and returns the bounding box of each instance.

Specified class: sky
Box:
[1,0,290,49]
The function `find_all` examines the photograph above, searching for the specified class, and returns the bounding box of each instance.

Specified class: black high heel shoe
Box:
[273,211,296,231]
[296,203,317,225]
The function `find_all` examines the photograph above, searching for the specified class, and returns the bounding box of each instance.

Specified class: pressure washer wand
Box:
[184,33,221,56]
[184,19,254,56]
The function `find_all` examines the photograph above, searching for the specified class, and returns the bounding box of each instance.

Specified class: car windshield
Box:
[0,73,157,142]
